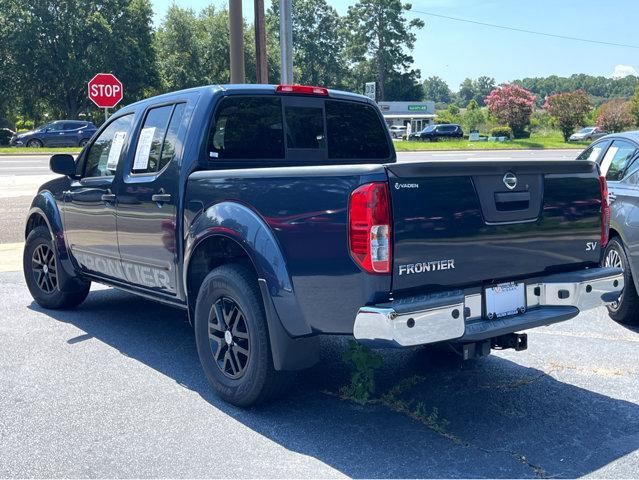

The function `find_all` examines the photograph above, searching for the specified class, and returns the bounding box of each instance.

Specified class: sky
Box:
[151,0,639,91]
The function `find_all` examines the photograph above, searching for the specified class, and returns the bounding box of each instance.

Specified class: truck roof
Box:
[118,84,373,115]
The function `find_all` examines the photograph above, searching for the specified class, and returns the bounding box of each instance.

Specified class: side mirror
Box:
[50,154,76,176]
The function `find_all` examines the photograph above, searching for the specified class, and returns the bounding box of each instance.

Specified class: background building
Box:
[378,101,437,132]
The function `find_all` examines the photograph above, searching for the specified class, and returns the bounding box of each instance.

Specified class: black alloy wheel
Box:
[31,243,58,294]
[209,296,251,379]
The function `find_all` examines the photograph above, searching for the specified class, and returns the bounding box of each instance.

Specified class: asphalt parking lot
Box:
[1,270,638,478]
[1,149,638,478]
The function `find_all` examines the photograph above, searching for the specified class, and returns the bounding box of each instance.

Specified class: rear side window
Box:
[209,97,284,159]
[577,141,610,163]
[132,103,185,174]
[601,140,638,181]
[84,114,134,178]
[325,100,390,159]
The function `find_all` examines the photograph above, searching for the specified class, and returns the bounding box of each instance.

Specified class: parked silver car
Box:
[577,131,639,324]
[569,126,606,142]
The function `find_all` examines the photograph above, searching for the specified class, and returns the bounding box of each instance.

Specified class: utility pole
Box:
[229,0,245,83]
[254,0,268,83]
[279,0,293,84]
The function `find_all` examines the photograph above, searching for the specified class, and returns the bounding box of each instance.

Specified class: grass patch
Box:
[0,147,81,154]
[394,131,590,151]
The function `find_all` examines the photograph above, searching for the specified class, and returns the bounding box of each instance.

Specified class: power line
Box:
[409,9,639,50]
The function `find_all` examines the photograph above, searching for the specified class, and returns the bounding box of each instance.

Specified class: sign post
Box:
[88,73,123,120]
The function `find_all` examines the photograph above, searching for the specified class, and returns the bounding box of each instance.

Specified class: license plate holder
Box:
[485,282,525,319]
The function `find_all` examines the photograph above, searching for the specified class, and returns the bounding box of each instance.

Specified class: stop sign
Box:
[88,73,123,108]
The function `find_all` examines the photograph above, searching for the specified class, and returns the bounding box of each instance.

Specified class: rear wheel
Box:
[603,237,639,325]
[26,139,43,148]
[194,263,293,407]
[23,226,90,309]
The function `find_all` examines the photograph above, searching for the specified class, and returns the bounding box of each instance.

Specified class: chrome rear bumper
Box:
[353,267,623,348]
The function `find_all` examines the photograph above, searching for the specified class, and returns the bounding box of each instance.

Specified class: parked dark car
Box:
[576,131,639,325]
[410,123,463,141]
[23,84,622,407]
[10,120,97,148]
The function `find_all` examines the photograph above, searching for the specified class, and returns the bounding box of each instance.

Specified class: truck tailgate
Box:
[386,160,603,293]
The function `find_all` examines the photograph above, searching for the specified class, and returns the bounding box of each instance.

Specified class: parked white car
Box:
[569,127,606,142]
[388,125,407,139]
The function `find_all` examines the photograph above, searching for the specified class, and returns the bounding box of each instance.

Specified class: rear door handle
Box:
[101,193,116,203]
[151,193,172,204]
[609,193,617,202]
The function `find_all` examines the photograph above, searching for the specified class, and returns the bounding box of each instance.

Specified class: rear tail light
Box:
[349,182,391,274]
[275,84,329,96]
[599,175,610,247]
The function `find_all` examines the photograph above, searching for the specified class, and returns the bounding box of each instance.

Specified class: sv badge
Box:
[586,241,598,251]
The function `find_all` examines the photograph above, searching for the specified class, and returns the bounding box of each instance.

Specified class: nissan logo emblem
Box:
[503,172,517,190]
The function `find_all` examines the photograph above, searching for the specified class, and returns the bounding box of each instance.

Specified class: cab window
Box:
[83,114,134,178]
[600,140,638,181]
[132,103,185,174]
[326,100,390,159]
[208,96,284,159]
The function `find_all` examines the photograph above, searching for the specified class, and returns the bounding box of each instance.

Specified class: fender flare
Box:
[184,201,312,337]
[25,191,82,288]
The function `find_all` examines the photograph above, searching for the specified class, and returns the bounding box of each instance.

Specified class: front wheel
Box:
[194,263,293,407]
[23,226,90,309]
[603,237,639,325]
[26,139,43,148]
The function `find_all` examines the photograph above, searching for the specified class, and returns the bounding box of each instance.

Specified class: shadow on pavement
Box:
[29,287,639,478]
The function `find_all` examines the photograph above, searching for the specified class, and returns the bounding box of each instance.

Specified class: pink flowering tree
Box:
[597,99,635,133]
[485,84,536,138]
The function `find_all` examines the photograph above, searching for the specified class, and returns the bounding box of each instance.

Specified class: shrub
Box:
[490,126,513,139]
[15,117,34,131]
[485,84,536,138]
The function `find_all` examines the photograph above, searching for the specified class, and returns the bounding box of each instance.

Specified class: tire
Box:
[603,237,639,325]
[26,139,43,148]
[23,226,90,309]
[194,263,293,407]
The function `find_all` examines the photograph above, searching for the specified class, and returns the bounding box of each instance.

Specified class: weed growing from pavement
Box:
[338,342,458,441]
[334,342,549,478]
[339,340,383,403]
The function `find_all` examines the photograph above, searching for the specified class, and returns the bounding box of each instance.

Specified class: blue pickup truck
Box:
[24,84,623,406]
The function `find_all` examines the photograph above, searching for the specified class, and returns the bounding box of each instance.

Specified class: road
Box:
[0,270,637,477]
[0,149,580,244]
[1,148,637,477]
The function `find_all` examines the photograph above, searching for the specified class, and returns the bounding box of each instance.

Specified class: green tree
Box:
[630,85,639,127]
[346,0,424,101]
[267,0,348,88]
[423,76,452,103]
[544,90,591,141]
[458,78,475,105]
[462,99,485,132]
[474,76,496,106]
[4,0,158,118]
